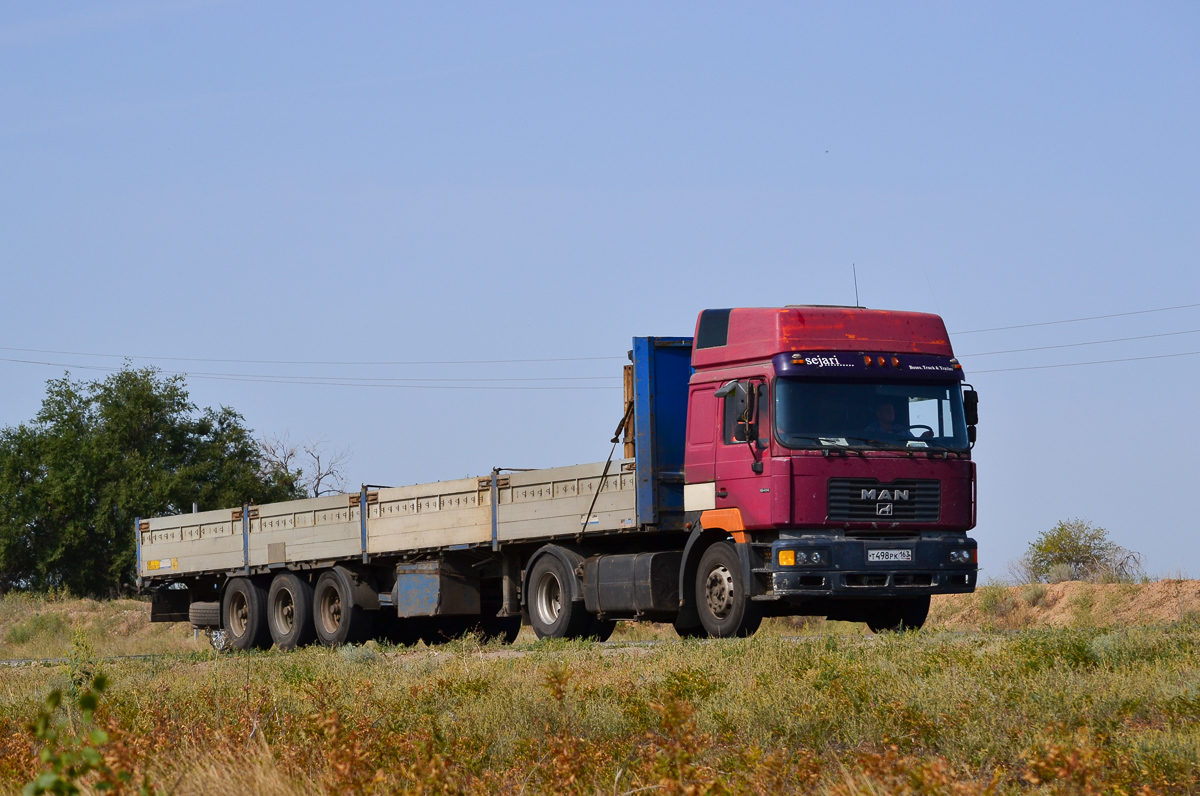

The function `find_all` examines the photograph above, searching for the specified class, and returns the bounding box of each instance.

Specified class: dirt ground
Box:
[928,578,1200,630]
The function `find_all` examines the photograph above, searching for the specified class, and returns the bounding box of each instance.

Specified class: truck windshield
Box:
[774,378,969,451]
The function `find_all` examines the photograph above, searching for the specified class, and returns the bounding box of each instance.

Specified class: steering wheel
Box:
[909,424,935,439]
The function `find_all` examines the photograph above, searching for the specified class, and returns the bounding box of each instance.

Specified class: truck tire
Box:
[222,578,272,650]
[189,601,221,629]
[313,569,375,646]
[695,542,762,638]
[864,596,930,632]
[527,555,593,639]
[268,573,317,650]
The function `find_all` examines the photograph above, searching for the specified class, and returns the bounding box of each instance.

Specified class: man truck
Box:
[140,305,980,649]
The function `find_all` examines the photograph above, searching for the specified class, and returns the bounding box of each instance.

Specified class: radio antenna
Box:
[852,263,861,307]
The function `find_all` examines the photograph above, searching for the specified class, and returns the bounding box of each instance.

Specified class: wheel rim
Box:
[273,587,295,635]
[319,585,343,635]
[228,590,249,637]
[534,570,562,627]
[704,564,736,620]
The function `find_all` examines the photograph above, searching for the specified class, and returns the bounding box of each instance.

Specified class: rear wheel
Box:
[864,596,930,632]
[268,573,316,650]
[695,542,762,638]
[527,555,593,640]
[222,578,271,650]
[313,569,375,646]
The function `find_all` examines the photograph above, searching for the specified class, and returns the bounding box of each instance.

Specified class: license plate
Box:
[867,548,912,563]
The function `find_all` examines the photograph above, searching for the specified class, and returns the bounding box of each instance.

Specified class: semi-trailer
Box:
[140,305,980,649]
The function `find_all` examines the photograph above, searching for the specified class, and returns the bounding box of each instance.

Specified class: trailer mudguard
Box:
[522,545,587,608]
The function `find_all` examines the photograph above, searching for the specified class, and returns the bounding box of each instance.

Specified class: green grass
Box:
[2,624,1199,794]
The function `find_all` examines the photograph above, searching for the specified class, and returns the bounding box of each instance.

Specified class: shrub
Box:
[1026,519,1143,583]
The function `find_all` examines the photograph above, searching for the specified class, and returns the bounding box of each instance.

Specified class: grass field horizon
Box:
[3,583,1199,793]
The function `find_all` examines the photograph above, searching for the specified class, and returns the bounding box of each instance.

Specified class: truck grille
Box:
[827,479,940,523]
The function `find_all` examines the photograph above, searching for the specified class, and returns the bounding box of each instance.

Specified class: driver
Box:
[863,401,911,438]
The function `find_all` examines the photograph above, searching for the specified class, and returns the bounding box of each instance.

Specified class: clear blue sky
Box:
[2,3,1198,578]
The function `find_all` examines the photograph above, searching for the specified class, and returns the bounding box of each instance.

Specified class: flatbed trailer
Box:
[142,307,980,649]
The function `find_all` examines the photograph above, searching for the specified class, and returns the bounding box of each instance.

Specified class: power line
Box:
[0,345,625,367]
[959,327,1200,357]
[971,349,1200,374]
[952,301,1200,335]
[0,357,621,390]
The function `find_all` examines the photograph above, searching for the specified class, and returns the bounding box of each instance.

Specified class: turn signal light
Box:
[779,550,796,566]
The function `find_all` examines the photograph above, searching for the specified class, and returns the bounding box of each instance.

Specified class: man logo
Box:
[861,489,909,501]
[876,503,894,516]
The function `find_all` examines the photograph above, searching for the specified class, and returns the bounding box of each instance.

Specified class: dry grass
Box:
[2,587,1199,793]
[928,579,1200,632]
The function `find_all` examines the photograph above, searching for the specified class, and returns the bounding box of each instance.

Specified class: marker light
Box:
[779,550,796,566]
[863,355,873,366]
[877,356,886,366]
[891,356,901,368]
[950,358,962,371]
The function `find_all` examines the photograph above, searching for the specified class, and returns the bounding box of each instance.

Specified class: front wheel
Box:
[695,542,762,638]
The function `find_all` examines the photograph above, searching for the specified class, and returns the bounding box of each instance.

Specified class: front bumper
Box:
[756,534,978,598]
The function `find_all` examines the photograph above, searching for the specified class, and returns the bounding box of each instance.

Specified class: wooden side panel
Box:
[141,509,241,576]
[141,460,638,582]
[496,461,637,541]
[368,477,491,552]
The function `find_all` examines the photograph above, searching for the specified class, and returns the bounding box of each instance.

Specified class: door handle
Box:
[716,489,728,498]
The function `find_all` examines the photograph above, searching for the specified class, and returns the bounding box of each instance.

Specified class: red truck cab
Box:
[678,306,978,635]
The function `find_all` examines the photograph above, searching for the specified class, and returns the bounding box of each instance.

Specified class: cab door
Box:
[713,379,773,529]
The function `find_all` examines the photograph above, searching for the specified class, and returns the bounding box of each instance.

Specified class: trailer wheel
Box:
[527,555,593,639]
[268,573,317,650]
[864,596,930,632]
[222,578,271,650]
[313,569,374,646]
[695,542,762,638]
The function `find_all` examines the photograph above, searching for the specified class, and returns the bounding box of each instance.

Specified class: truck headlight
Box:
[949,549,976,564]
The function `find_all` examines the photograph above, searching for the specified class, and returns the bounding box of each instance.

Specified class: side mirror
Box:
[967,425,977,444]
[963,388,979,426]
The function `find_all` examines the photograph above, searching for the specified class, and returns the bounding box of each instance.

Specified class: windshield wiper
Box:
[842,436,908,450]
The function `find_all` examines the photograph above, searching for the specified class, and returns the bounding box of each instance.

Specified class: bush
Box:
[1026,519,1143,584]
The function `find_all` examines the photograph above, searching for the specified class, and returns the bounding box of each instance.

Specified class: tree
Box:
[1023,518,1143,583]
[259,433,352,497]
[0,367,305,597]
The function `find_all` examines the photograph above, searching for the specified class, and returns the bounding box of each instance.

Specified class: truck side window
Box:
[723,381,767,445]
